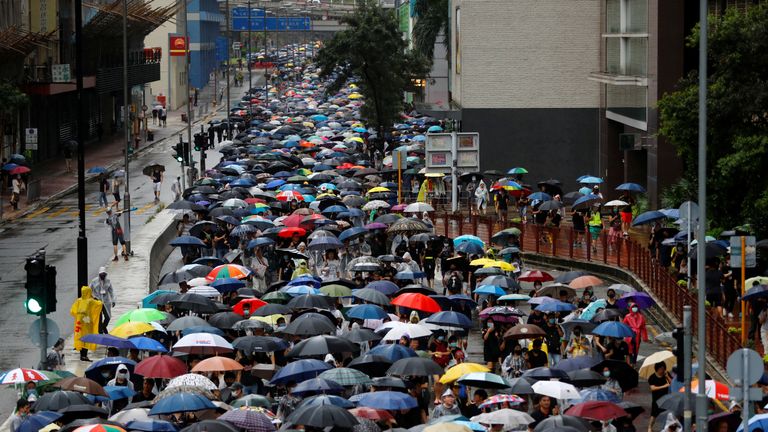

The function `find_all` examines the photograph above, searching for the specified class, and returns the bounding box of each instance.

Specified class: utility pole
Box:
[122,0,132,257]
[248,0,252,90]
[74,0,87,294]
[184,0,193,179]
[226,0,232,140]
[695,0,709,428]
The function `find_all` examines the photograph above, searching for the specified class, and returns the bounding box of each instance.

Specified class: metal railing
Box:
[433,212,742,368]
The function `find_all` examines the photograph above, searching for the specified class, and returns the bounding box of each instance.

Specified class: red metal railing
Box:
[433,213,741,368]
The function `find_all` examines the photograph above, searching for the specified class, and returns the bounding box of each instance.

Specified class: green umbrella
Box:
[320,284,353,297]
[318,368,373,386]
[114,308,167,326]
[262,291,291,304]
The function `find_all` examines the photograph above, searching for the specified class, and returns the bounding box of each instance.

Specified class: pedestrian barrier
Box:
[433,213,741,369]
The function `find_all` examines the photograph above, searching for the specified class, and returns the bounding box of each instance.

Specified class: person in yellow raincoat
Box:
[416,179,430,203]
[70,286,102,362]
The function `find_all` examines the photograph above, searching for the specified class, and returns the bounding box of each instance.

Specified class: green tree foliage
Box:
[657,6,768,237]
[316,0,429,141]
[412,0,449,63]
[0,81,28,118]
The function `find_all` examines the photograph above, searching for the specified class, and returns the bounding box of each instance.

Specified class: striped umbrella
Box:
[0,368,49,384]
[318,368,373,386]
[206,264,252,281]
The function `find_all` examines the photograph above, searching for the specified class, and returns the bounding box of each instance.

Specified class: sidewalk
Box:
[0,71,248,223]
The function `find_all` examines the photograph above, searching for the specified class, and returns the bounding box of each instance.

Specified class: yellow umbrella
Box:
[347,137,364,144]
[638,350,676,379]
[349,84,358,89]
[746,276,768,287]
[470,258,496,267]
[439,362,490,384]
[485,261,514,271]
[251,314,285,326]
[425,172,445,178]
[110,322,154,338]
[348,93,363,99]
[367,187,391,194]
[351,122,364,128]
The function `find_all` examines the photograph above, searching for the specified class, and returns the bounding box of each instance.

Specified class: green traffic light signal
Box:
[25,298,42,314]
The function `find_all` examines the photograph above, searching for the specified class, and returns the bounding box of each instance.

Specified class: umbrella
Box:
[616,291,656,309]
[578,388,622,403]
[735,413,768,432]
[104,385,137,400]
[78,334,135,349]
[219,409,276,432]
[84,357,136,383]
[165,315,209,331]
[168,293,218,314]
[470,409,533,429]
[230,394,273,409]
[232,298,268,316]
[503,324,546,339]
[425,311,472,329]
[556,356,601,372]
[348,354,393,376]
[352,288,392,305]
[440,363,490,384]
[125,420,178,432]
[134,355,187,379]
[387,217,430,234]
[639,350,676,379]
[318,368,372,387]
[555,271,589,284]
[387,357,444,377]
[565,401,628,421]
[232,335,289,353]
[658,393,695,417]
[287,335,356,357]
[143,163,166,176]
[533,415,592,432]
[113,308,166,326]
[191,356,244,372]
[632,210,668,226]
[282,313,336,336]
[349,407,394,422]
[457,372,510,389]
[474,285,506,297]
[150,392,216,415]
[269,359,332,385]
[54,377,108,397]
[404,202,435,213]
[166,373,217,390]
[566,369,607,387]
[368,343,418,361]
[343,328,382,344]
[207,264,251,280]
[347,304,389,320]
[590,360,639,391]
[531,380,580,399]
[522,367,570,382]
[391,293,441,313]
[292,377,345,396]
[518,270,554,282]
[590,308,623,323]
[0,368,50,384]
[172,333,233,355]
[569,275,603,289]
[287,404,358,428]
[591,321,634,338]
[32,391,91,412]
[356,391,417,410]
[17,411,62,432]
[180,420,240,432]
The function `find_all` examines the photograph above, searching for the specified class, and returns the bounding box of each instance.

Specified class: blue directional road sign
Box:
[232,9,311,31]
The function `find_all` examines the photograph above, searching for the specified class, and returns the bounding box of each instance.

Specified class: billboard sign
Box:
[169,35,188,56]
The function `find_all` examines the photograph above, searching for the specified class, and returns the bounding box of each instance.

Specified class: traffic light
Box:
[182,141,190,165]
[45,265,57,314]
[672,326,685,382]
[24,252,46,315]
[172,142,184,163]
[193,133,203,151]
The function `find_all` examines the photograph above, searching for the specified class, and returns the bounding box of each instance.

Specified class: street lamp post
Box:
[247,0,252,90]
[74,0,87,293]
[122,0,132,257]
[184,0,193,182]
[226,0,232,140]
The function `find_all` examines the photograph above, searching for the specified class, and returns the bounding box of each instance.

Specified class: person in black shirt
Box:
[605,288,620,309]
[482,321,501,370]
[543,314,564,366]
[705,262,724,316]
[132,378,156,403]
[526,339,548,369]
[529,395,556,425]
[527,309,546,328]
[572,210,586,246]
[648,361,672,425]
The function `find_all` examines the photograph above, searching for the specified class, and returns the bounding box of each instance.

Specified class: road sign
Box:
[232,41,241,50]
[25,128,38,150]
[28,317,60,348]
[678,201,699,221]
[730,236,757,268]
[729,387,763,401]
[232,16,311,31]
[727,348,763,385]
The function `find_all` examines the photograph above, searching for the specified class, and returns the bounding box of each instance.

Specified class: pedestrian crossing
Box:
[23,201,162,220]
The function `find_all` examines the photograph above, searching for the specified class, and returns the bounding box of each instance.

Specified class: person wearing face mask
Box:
[600,367,623,399]
[543,313,564,366]
[605,289,619,308]
[89,267,115,334]
[106,364,134,413]
[566,325,592,358]
[578,289,595,308]
[622,302,648,365]
[502,343,527,378]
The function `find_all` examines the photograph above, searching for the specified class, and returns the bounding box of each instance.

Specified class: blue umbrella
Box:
[2,163,18,171]
[454,235,485,248]
[425,311,472,328]
[339,227,368,242]
[229,178,255,187]
[79,334,135,349]
[578,186,592,195]
[246,237,276,250]
[143,290,178,308]
[455,242,484,255]
[283,285,321,296]
[182,326,225,337]
[427,125,443,133]
[591,321,635,338]
[170,236,206,247]
[347,304,389,320]
[632,210,668,227]
[572,194,603,210]
[311,114,329,122]
[737,413,768,432]
[365,280,400,296]
[527,192,552,201]
[308,236,343,251]
[368,344,417,362]
[578,388,621,403]
[85,356,136,383]
[556,356,601,372]
[617,291,656,309]
[743,285,768,301]
[474,285,506,297]
[660,208,681,219]
[535,300,577,312]
[453,421,486,432]
[210,277,246,293]
[17,411,62,432]
[395,270,426,280]
[104,385,137,400]
[289,275,322,288]
[270,359,333,385]
[129,336,168,352]
[615,182,646,193]
[125,419,179,432]
[356,390,418,410]
[87,166,106,174]
[579,299,607,321]
[352,127,366,133]
[150,392,216,415]
[291,377,344,396]
[448,294,478,308]
[412,135,426,142]
[579,176,604,184]
[266,179,286,189]
[299,394,355,409]
[321,205,348,215]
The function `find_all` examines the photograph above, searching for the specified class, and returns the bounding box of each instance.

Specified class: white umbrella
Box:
[173,333,234,355]
[167,373,218,390]
[532,380,581,399]
[607,283,636,294]
[471,409,534,429]
[222,198,248,209]
[109,408,151,423]
[362,200,390,211]
[639,350,676,379]
[378,322,433,341]
[404,202,435,213]
[604,200,629,207]
[187,277,210,287]
[187,286,221,298]
[418,318,464,332]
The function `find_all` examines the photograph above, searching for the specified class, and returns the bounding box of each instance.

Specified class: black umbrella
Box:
[189,221,219,238]
[180,420,241,432]
[590,359,639,391]
[348,354,393,377]
[207,312,243,329]
[166,200,206,211]
[287,404,359,428]
[287,294,332,310]
[32,391,91,412]
[208,207,234,218]
[566,369,606,387]
[252,303,291,316]
[533,415,591,432]
[165,315,209,331]
[282,313,336,336]
[371,376,407,389]
[231,319,272,332]
[591,309,623,323]
[168,293,219,314]
[58,404,108,418]
[142,163,166,176]
[343,328,382,344]
[657,393,696,417]
[351,288,390,306]
[158,270,196,285]
[522,367,570,382]
[555,271,589,284]
[689,241,728,260]
[287,335,357,357]
[149,292,181,305]
[387,357,445,377]
[387,217,430,235]
[233,335,289,353]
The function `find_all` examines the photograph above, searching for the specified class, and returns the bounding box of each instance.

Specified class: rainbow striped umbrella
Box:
[206,264,252,281]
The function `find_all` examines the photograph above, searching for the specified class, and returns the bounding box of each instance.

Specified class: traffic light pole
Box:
[199,125,207,174]
[178,134,186,191]
[683,305,692,431]
[184,0,193,182]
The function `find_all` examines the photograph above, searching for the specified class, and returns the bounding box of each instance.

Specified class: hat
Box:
[99,267,107,274]
[441,389,454,398]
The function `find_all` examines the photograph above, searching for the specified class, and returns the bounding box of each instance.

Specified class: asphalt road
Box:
[0,77,258,414]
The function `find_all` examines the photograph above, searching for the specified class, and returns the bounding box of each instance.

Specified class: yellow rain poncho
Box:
[416,179,430,203]
[70,286,103,351]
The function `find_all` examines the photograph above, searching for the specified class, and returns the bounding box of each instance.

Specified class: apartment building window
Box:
[603,0,648,129]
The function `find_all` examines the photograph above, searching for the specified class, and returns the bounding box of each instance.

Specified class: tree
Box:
[316,0,429,146]
[0,81,28,155]
[412,0,450,63]
[657,5,768,237]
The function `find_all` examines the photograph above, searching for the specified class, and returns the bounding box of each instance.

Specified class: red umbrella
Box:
[391,293,441,313]
[9,166,30,175]
[565,401,629,421]
[233,298,268,316]
[282,214,305,227]
[518,270,554,283]
[276,190,304,202]
[348,407,394,421]
[244,198,265,204]
[278,227,307,238]
[135,355,188,379]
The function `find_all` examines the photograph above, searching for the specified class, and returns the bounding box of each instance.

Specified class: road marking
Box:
[134,202,156,215]
[46,207,70,218]
[26,207,51,218]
